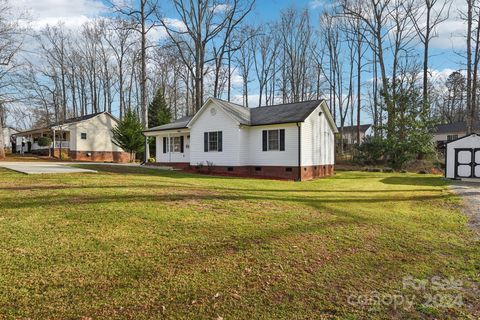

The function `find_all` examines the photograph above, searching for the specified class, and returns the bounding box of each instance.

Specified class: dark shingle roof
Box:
[341,124,372,133]
[144,99,331,132]
[58,112,106,125]
[434,121,480,134]
[144,115,193,132]
[250,100,323,126]
[18,112,114,135]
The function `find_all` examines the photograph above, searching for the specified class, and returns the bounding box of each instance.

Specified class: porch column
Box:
[52,129,56,158]
[168,133,171,162]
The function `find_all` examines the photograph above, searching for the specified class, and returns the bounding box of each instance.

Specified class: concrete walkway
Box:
[450,181,480,240]
[0,161,176,175]
[0,162,97,174]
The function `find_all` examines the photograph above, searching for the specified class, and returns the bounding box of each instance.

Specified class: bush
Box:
[354,136,386,165]
[37,136,52,147]
[37,136,53,157]
[147,157,156,163]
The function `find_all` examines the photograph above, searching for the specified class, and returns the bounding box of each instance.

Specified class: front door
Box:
[455,148,480,178]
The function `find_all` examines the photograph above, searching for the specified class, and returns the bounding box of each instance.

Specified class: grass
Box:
[0,166,478,319]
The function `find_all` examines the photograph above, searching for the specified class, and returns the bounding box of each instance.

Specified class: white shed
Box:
[445,133,480,179]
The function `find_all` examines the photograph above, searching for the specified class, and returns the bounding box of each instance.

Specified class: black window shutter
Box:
[163,137,167,153]
[204,132,208,152]
[262,130,267,151]
[218,131,222,152]
[180,136,184,153]
[280,129,285,151]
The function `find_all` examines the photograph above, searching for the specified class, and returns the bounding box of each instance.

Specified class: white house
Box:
[17,112,129,162]
[2,126,21,153]
[433,121,480,150]
[144,98,338,180]
[445,133,480,179]
[340,124,372,148]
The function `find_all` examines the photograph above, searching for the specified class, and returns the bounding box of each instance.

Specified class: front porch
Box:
[144,128,191,164]
[16,128,71,157]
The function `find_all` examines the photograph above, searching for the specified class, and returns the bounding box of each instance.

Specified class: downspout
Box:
[297,122,301,181]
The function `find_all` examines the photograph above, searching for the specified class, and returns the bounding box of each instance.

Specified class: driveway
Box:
[450,181,480,240]
[0,162,97,174]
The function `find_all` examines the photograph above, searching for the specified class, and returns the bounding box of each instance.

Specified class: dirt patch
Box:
[450,181,480,240]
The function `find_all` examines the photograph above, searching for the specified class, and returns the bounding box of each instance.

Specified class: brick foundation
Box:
[69,151,131,163]
[149,163,334,181]
[300,164,335,181]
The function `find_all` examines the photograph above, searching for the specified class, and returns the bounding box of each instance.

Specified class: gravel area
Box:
[450,181,480,240]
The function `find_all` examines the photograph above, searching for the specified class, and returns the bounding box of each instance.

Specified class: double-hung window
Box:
[204,131,222,152]
[262,129,285,151]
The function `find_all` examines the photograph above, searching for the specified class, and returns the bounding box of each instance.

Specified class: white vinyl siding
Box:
[301,102,335,166]
[155,131,190,163]
[246,123,298,166]
[69,113,124,153]
[190,101,242,166]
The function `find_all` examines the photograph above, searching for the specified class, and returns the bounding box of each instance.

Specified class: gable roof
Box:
[18,112,116,135]
[144,98,337,133]
[250,100,323,126]
[434,121,480,134]
[144,115,193,132]
[341,124,372,133]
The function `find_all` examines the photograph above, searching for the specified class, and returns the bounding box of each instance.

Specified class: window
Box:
[262,129,285,151]
[169,137,182,152]
[204,131,222,152]
[447,135,458,141]
[81,133,87,140]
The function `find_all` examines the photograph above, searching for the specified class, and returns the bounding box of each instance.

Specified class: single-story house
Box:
[17,112,129,162]
[2,126,21,153]
[434,121,480,149]
[445,133,480,179]
[339,124,372,147]
[144,98,338,180]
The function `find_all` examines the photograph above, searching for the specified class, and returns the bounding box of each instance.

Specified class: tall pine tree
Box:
[112,109,145,162]
[148,88,171,128]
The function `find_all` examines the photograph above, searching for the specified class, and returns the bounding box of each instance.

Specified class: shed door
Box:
[455,149,473,178]
[454,149,480,178]
[474,149,480,178]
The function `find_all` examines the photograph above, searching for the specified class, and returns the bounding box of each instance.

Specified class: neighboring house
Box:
[434,121,480,149]
[144,98,338,180]
[339,124,372,148]
[17,112,129,162]
[2,127,21,153]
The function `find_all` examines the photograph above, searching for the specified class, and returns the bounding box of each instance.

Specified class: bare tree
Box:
[410,0,449,119]
[0,0,24,159]
[111,0,159,158]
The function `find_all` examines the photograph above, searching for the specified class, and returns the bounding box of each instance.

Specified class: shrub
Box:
[354,136,386,165]
[37,137,53,157]
[37,136,52,147]
[147,157,156,163]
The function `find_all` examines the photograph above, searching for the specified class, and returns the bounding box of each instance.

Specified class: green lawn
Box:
[0,166,478,319]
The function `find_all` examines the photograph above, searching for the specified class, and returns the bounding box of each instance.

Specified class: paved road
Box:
[450,181,480,240]
[0,162,98,174]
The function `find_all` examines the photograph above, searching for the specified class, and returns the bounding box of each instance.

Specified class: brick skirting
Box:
[149,162,334,181]
[69,151,130,163]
